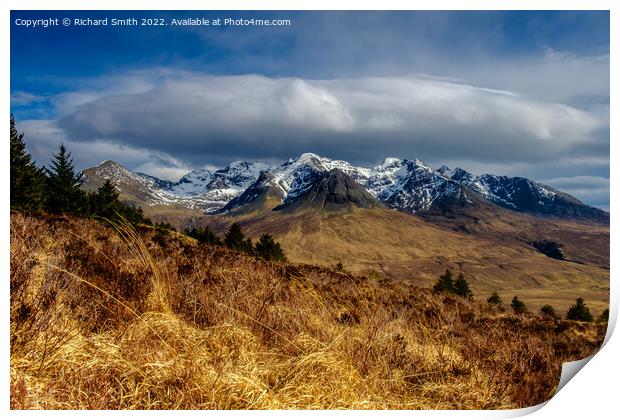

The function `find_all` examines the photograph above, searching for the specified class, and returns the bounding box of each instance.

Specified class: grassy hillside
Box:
[204,207,609,315]
[10,213,606,409]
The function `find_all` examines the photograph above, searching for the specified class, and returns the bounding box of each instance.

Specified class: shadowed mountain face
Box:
[217,171,285,215]
[437,167,609,223]
[274,169,384,212]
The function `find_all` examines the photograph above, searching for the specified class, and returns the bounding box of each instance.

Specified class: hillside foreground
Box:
[10,213,606,409]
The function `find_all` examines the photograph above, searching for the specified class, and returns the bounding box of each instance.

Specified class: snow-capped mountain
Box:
[82,153,609,223]
[82,160,273,212]
[270,153,371,201]
[367,158,470,213]
[435,166,607,221]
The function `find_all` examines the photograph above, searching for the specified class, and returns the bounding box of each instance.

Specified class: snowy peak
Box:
[82,154,608,223]
[367,158,469,214]
[174,169,214,196]
[211,161,274,189]
[272,152,371,201]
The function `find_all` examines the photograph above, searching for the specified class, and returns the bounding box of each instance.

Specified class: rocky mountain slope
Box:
[82,153,609,223]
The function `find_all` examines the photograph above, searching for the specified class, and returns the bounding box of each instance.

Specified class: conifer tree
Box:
[510,296,527,314]
[255,234,287,262]
[454,273,473,299]
[45,144,86,214]
[184,225,221,245]
[540,304,556,317]
[224,222,247,251]
[10,114,45,211]
[433,269,455,294]
[487,292,502,305]
[89,180,121,219]
[566,298,593,322]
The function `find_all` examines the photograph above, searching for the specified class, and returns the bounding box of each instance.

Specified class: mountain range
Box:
[81,152,610,315]
[83,152,608,223]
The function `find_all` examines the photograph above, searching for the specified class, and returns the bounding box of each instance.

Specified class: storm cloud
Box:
[50,71,605,170]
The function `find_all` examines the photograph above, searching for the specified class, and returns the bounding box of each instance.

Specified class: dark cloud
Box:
[51,72,605,170]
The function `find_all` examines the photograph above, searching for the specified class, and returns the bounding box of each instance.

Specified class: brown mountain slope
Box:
[203,206,609,315]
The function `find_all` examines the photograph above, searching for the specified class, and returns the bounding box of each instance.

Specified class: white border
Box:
[2,1,616,419]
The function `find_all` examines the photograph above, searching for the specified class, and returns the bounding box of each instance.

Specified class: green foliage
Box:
[566,298,593,322]
[87,180,150,226]
[540,305,556,317]
[510,296,527,314]
[598,308,609,323]
[10,114,46,211]
[10,115,151,228]
[184,225,221,245]
[254,234,286,262]
[433,269,455,294]
[88,180,121,219]
[224,223,251,252]
[45,144,86,214]
[454,273,473,299]
[154,221,176,236]
[487,292,502,305]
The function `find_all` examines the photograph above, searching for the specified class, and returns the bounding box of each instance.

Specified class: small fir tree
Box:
[454,273,473,299]
[184,225,221,245]
[255,234,286,262]
[598,308,609,323]
[88,180,121,219]
[566,298,593,322]
[433,269,455,294]
[224,223,247,252]
[511,296,527,314]
[540,305,556,317]
[487,292,503,305]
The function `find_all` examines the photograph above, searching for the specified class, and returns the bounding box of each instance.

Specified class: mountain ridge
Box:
[82,153,609,224]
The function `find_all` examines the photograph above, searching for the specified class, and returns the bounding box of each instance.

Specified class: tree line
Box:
[433,268,607,322]
[11,114,287,263]
[10,114,149,225]
[184,223,286,262]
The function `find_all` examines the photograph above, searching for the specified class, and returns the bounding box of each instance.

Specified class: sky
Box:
[10,10,610,210]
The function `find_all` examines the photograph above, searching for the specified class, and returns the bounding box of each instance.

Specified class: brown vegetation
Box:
[204,207,609,315]
[10,213,606,409]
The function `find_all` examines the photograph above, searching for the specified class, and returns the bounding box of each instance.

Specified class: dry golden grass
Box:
[10,213,606,409]
[206,207,609,315]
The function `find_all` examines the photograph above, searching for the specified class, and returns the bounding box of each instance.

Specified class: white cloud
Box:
[48,71,605,169]
[11,91,45,106]
[17,119,190,181]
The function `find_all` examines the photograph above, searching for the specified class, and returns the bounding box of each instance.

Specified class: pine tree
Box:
[88,180,121,219]
[255,234,286,262]
[566,298,593,322]
[433,269,455,294]
[540,304,556,317]
[242,238,254,255]
[119,204,150,226]
[184,225,221,245]
[598,308,609,323]
[487,292,502,305]
[510,296,527,314]
[454,273,473,299]
[10,114,45,211]
[224,223,246,251]
[45,144,86,214]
